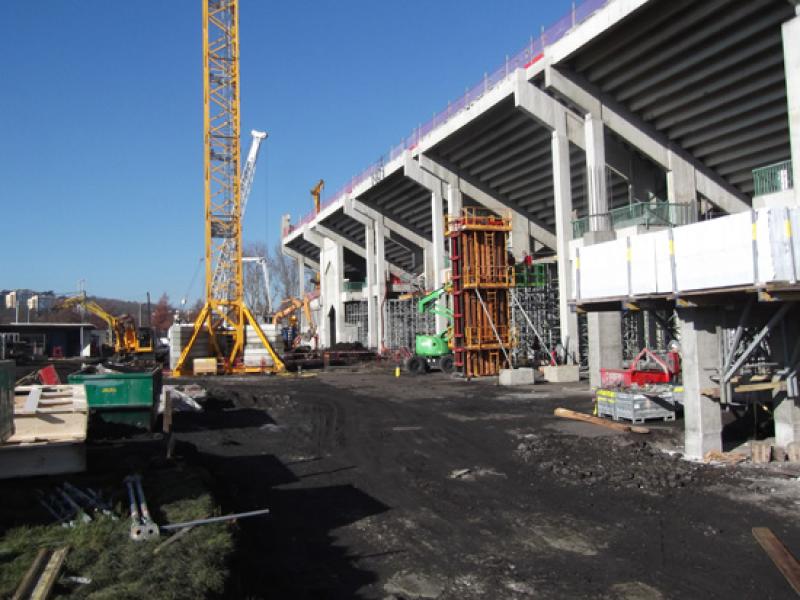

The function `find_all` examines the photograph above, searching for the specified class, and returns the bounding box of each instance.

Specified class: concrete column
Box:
[375,218,386,350]
[430,190,447,334]
[551,127,579,361]
[587,312,622,389]
[774,393,800,448]
[783,14,800,205]
[510,215,531,262]
[319,237,346,348]
[584,114,623,379]
[677,307,722,459]
[364,222,377,348]
[296,256,305,298]
[585,113,607,224]
[667,153,698,220]
[447,182,462,218]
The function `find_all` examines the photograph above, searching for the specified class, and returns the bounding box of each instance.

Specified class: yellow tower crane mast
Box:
[174,0,284,375]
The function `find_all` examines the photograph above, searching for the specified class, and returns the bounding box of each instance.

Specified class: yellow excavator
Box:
[311,179,324,214]
[56,294,154,357]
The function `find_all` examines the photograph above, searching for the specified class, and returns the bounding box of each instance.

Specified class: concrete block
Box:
[541,365,580,383]
[751,441,772,464]
[787,441,800,463]
[193,358,217,376]
[499,368,535,386]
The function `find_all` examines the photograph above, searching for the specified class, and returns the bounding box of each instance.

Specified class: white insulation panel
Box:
[574,207,800,301]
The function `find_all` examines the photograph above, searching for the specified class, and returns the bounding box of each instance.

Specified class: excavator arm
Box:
[55,295,150,354]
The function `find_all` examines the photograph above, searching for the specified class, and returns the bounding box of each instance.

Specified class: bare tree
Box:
[266,241,301,306]
[151,293,174,333]
[242,242,270,318]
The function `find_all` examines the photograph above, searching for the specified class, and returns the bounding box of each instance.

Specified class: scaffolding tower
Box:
[448,208,514,377]
[510,263,561,365]
[383,298,435,351]
[344,300,369,347]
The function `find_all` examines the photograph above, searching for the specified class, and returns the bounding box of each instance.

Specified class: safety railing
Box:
[514,264,547,287]
[286,0,611,236]
[343,281,365,292]
[446,207,512,234]
[753,160,793,196]
[462,266,515,288]
[572,202,693,239]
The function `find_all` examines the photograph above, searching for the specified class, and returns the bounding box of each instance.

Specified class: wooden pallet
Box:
[0,385,88,478]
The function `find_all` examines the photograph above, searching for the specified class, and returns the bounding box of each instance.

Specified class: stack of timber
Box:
[0,381,88,479]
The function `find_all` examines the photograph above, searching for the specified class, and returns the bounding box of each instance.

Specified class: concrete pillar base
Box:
[774,394,800,448]
[677,307,722,460]
[587,312,623,389]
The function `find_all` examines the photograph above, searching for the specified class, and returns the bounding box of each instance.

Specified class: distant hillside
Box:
[0,295,161,329]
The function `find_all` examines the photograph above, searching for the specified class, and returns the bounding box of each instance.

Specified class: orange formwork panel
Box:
[447,208,514,378]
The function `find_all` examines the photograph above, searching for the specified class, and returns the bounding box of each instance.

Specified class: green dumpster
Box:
[68,368,162,431]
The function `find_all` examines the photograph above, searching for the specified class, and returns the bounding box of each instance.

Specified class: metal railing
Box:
[343,281,365,292]
[287,0,611,235]
[753,160,793,196]
[572,202,693,239]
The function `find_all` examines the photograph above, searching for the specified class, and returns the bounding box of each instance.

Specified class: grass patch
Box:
[0,465,233,599]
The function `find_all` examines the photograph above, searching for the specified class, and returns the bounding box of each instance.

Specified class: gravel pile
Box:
[515,433,720,493]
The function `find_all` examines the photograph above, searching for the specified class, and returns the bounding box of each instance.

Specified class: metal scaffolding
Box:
[344,301,369,347]
[510,263,561,366]
[383,299,435,351]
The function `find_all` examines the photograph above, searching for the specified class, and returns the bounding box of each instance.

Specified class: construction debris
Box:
[703,450,747,465]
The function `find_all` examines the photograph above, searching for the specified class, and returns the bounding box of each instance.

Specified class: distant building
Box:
[0,323,96,358]
[26,294,56,312]
[5,290,34,310]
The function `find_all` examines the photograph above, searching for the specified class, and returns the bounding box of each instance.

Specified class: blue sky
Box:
[1,0,572,303]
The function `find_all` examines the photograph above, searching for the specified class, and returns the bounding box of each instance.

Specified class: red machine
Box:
[600,347,680,388]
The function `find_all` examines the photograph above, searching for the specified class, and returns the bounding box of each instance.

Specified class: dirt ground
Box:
[164,368,800,599]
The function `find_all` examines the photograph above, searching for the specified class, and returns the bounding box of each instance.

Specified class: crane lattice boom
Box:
[173,0,284,375]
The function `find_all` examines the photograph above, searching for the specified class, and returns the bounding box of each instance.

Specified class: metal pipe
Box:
[724,302,793,383]
[160,508,271,531]
[58,487,91,523]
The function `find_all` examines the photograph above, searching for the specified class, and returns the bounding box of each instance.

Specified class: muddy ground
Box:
[164,369,800,599]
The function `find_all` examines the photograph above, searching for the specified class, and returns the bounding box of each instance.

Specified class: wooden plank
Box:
[22,387,42,414]
[12,548,50,600]
[30,547,68,600]
[553,408,650,434]
[735,381,786,393]
[752,527,800,596]
[0,442,86,479]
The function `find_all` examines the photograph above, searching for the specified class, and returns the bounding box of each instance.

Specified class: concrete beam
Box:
[545,66,749,214]
[281,246,319,271]
[347,198,430,251]
[418,154,558,251]
[514,70,584,151]
[313,224,410,280]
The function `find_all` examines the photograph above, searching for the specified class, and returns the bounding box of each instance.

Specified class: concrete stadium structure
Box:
[283,0,800,457]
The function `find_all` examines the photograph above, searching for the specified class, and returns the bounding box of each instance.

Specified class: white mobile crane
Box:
[211,129,268,296]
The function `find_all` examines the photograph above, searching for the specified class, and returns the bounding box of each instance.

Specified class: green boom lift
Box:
[405,286,455,375]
